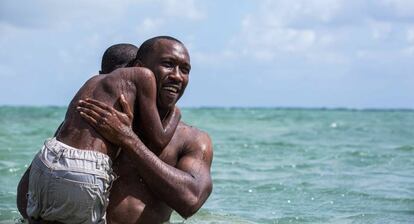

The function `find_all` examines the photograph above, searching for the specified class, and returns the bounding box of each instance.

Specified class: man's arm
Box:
[122,130,213,218]
[78,99,213,218]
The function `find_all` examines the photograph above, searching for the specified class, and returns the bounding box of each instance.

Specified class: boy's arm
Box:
[145,106,181,153]
[133,68,180,150]
[78,68,180,151]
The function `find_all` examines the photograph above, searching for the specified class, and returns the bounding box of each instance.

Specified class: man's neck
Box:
[158,107,171,121]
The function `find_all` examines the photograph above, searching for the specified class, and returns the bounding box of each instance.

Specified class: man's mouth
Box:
[162,85,180,94]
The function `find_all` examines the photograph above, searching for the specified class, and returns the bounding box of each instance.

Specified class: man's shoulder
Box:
[176,122,212,152]
[177,121,209,138]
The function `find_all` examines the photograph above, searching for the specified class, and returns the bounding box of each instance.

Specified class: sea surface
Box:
[0,107,413,223]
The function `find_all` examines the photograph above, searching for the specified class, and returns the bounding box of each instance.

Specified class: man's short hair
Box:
[135,36,183,63]
[100,43,139,74]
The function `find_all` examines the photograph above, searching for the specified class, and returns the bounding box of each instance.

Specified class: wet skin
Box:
[107,122,212,223]
[78,39,213,223]
[17,65,181,223]
[17,39,213,223]
[15,41,184,222]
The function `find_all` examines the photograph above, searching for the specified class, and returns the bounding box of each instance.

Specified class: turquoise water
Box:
[0,107,413,223]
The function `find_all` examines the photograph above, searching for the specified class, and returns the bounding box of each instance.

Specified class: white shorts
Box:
[27,138,115,224]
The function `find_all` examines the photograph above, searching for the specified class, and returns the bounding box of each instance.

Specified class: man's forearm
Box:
[120,134,204,218]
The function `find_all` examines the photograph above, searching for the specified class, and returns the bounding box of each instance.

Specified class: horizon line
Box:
[1,104,413,111]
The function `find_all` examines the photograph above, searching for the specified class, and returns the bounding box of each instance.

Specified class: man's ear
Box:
[127,58,142,67]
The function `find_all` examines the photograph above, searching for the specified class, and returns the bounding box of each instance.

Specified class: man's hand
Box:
[77,94,135,146]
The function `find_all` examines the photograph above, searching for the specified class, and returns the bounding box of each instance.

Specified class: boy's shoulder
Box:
[111,67,154,79]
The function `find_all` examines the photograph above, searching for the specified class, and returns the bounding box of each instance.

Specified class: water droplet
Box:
[248,189,252,193]
[311,197,315,201]
[287,200,291,203]
[330,122,337,128]
[330,201,334,204]
[291,164,296,168]
[341,194,345,197]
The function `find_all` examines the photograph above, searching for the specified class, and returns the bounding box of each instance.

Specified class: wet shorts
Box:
[27,138,115,224]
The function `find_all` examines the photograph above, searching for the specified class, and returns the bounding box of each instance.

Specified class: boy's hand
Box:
[77,94,135,146]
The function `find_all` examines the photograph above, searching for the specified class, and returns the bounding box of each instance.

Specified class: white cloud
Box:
[402,27,414,55]
[228,0,414,65]
[192,49,237,67]
[406,27,414,43]
[0,0,137,29]
[0,64,16,78]
[163,0,205,21]
[260,0,344,25]
[232,0,347,62]
[0,0,205,31]
[137,18,165,36]
[381,0,414,17]
[368,20,392,40]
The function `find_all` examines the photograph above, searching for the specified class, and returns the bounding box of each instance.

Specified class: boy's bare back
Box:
[56,67,153,159]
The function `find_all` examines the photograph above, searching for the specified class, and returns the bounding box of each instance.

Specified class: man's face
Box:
[143,39,191,111]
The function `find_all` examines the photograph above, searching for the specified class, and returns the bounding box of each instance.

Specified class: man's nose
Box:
[170,66,184,82]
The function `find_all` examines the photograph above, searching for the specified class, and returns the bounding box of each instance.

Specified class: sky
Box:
[0,0,413,108]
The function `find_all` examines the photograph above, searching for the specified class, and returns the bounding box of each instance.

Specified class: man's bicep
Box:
[177,133,213,183]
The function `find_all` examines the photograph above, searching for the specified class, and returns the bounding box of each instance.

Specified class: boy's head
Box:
[100,43,139,74]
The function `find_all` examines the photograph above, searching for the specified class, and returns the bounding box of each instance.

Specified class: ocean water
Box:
[0,107,413,223]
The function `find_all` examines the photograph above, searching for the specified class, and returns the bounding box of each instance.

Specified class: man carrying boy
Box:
[18,36,214,224]
[78,36,213,223]
[25,39,181,223]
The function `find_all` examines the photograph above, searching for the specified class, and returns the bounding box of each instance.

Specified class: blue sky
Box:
[0,0,413,108]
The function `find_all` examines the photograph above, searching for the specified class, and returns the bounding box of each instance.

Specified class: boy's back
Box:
[56,67,142,159]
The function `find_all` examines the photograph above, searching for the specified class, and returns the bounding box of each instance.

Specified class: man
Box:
[16,43,139,219]
[77,36,213,223]
[18,36,213,223]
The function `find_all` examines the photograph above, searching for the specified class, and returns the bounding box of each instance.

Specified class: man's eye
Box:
[162,61,173,68]
[181,67,190,74]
